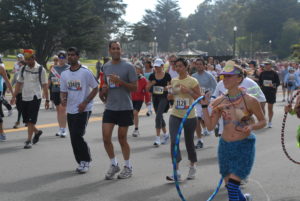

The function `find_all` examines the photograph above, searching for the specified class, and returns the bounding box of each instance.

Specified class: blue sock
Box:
[227,179,246,201]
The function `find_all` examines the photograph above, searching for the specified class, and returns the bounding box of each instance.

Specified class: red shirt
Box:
[131,76,150,102]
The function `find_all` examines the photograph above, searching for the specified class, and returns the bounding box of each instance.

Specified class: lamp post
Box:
[154,36,157,56]
[233,26,237,58]
[269,40,272,56]
[185,33,189,49]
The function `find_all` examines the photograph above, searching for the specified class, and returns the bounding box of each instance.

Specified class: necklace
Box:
[226,91,244,102]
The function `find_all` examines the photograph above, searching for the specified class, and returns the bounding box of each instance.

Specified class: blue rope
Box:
[172,95,223,201]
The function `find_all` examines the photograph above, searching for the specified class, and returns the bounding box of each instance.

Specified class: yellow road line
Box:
[5,109,148,134]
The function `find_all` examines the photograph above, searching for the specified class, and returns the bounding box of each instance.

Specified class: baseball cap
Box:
[134,61,143,69]
[20,49,35,59]
[17,54,24,58]
[219,60,243,75]
[248,60,257,66]
[57,50,67,59]
[153,59,164,67]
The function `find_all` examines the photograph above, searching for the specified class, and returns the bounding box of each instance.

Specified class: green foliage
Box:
[142,0,181,52]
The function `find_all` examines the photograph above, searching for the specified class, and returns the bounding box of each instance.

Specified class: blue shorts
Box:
[218,133,256,180]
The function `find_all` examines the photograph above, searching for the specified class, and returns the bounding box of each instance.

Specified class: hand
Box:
[108,74,122,85]
[78,102,87,113]
[199,91,211,105]
[10,96,16,105]
[45,101,49,110]
[285,104,292,113]
[241,125,252,135]
[151,80,156,85]
[167,94,174,101]
[99,84,108,103]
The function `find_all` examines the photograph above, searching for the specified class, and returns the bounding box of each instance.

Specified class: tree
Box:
[142,0,181,52]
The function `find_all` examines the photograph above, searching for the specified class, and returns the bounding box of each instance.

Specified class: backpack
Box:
[21,65,43,86]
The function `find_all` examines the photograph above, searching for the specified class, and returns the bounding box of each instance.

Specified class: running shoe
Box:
[0,133,6,141]
[32,130,43,144]
[166,172,182,181]
[13,121,20,129]
[105,164,121,180]
[203,129,209,136]
[24,140,32,149]
[76,161,90,174]
[117,166,133,179]
[60,131,67,138]
[267,122,272,128]
[132,130,140,137]
[161,133,169,145]
[187,166,196,180]
[153,140,161,147]
[55,130,62,137]
[195,140,203,149]
[244,193,253,201]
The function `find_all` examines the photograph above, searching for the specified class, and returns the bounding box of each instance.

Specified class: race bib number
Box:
[107,76,120,88]
[263,80,273,87]
[51,77,60,86]
[67,80,82,91]
[175,98,190,110]
[153,86,164,95]
[200,87,206,94]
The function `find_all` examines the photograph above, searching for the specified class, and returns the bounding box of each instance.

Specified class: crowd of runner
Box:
[0,41,299,201]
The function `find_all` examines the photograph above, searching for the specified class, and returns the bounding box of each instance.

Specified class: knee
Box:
[118,135,128,145]
[103,136,112,146]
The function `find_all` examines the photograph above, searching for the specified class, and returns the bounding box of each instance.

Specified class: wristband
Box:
[202,105,208,108]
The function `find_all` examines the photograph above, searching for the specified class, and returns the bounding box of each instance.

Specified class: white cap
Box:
[17,54,24,58]
[153,59,164,67]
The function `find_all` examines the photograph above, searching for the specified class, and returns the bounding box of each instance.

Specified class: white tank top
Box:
[168,66,178,78]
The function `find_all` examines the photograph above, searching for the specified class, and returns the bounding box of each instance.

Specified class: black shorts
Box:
[103,110,133,127]
[51,92,61,106]
[22,96,41,124]
[132,101,143,111]
[263,91,276,104]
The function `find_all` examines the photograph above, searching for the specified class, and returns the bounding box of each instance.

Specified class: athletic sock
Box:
[227,179,246,201]
[125,160,132,169]
[110,157,118,166]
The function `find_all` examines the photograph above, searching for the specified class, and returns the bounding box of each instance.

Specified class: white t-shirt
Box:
[60,66,98,114]
[168,66,178,78]
[17,62,47,101]
[213,77,266,102]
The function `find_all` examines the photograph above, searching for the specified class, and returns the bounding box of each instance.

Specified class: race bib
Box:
[67,80,82,91]
[51,77,60,86]
[263,80,273,87]
[107,76,120,88]
[175,98,190,110]
[153,86,164,95]
[200,87,206,94]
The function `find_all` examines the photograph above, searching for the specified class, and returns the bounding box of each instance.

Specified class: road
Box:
[0,94,300,201]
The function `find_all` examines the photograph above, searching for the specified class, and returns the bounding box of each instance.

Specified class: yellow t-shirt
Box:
[171,76,199,119]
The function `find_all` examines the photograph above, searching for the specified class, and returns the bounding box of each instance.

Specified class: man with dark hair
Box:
[11,49,49,149]
[100,41,137,179]
[60,47,98,174]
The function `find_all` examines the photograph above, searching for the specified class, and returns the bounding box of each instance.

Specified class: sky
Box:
[123,0,205,23]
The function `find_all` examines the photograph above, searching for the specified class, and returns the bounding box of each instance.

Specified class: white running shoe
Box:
[267,122,272,128]
[60,131,67,138]
[0,133,6,141]
[117,166,133,179]
[132,130,140,137]
[161,133,169,145]
[76,161,90,174]
[105,164,121,180]
[166,172,182,181]
[244,193,253,201]
[7,110,13,117]
[187,166,196,180]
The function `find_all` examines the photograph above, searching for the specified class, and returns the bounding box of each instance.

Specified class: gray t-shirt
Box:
[192,71,217,94]
[48,65,69,92]
[103,60,137,111]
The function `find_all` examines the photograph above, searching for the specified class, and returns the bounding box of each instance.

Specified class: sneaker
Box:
[7,109,13,117]
[187,166,196,180]
[76,161,90,174]
[267,122,272,128]
[105,164,121,180]
[161,133,169,145]
[24,140,32,149]
[195,140,203,149]
[153,140,161,147]
[60,131,67,138]
[203,129,209,136]
[55,130,62,137]
[244,193,253,201]
[117,166,133,179]
[166,172,182,181]
[32,130,43,144]
[0,133,6,141]
[132,129,140,137]
[13,121,20,129]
